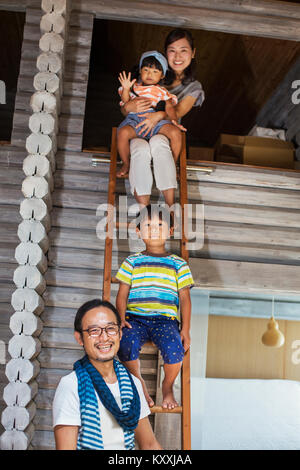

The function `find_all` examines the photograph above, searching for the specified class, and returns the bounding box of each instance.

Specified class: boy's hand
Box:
[119,71,136,90]
[180,329,191,352]
[121,319,132,329]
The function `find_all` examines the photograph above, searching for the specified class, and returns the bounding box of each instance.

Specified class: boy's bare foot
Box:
[162,382,179,410]
[116,163,129,177]
[141,378,154,408]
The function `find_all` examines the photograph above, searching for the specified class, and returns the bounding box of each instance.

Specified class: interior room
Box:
[82,18,300,168]
[190,290,300,450]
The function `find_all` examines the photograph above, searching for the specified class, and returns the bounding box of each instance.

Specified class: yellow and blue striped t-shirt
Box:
[116,252,194,318]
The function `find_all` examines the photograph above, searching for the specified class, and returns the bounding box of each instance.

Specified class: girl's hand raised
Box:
[118,71,136,90]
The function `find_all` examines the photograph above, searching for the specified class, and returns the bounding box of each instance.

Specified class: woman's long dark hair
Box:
[164,29,196,86]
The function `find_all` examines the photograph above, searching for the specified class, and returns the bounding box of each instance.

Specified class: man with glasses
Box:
[52,299,162,450]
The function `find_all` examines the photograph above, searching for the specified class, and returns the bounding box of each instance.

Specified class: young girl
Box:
[116,51,186,178]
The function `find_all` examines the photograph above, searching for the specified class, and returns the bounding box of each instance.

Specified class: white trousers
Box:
[129,135,177,196]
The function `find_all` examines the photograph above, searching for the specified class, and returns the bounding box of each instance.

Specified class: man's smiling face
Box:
[75,306,122,363]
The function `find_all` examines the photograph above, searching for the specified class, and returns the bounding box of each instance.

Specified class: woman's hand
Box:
[135,112,164,137]
[171,120,187,132]
[123,97,153,114]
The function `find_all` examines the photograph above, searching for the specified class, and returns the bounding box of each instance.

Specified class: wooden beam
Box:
[2,0,300,19]
[129,1,300,20]
[0,0,27,11]
[191,290,300,321]
[190,258,300,295]
[71,0,300,41]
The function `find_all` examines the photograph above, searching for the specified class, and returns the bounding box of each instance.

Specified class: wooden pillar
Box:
[0,0,70,451]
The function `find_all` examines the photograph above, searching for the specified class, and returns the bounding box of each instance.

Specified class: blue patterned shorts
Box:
[118,314,185,365]
[117,110,172,140]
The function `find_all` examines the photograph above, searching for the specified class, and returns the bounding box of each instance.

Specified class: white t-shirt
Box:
[52,371,150,450]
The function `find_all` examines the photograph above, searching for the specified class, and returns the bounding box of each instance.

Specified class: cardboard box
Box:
[243,135,294,168]
[215,134,243,164]
[188,146,215,161]
[215,134,295,168]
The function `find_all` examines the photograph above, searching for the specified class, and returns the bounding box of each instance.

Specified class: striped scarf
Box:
[74,355,141,450]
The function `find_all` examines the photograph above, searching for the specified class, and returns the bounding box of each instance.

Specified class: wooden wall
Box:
[1,0,300,450]
[0,11,25,141]
[206,315,300,381]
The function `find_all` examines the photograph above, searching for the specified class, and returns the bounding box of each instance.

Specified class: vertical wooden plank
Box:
[179,132,191,450]
[179,133,189,263]
[102,127,117,301]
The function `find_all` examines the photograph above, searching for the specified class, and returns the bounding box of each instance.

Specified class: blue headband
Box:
[139,51,168,76]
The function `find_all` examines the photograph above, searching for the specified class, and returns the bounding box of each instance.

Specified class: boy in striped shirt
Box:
[116,205,193,410]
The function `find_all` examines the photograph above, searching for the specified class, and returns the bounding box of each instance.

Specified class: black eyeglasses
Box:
[82,324,120,338]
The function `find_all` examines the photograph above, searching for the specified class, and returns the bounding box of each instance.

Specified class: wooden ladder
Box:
[102,127,191,450]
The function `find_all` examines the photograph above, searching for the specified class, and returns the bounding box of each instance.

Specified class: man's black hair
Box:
[74,299,121,334]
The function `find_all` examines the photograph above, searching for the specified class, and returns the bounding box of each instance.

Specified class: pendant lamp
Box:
[261,297,285,348]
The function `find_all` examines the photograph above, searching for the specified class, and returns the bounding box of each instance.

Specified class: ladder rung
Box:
[82,147,110,154]
[115,221,130,228]
[150,405,182,414]
[141,341,157,354]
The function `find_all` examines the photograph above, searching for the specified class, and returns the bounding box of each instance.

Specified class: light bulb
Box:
[261,317,285,348]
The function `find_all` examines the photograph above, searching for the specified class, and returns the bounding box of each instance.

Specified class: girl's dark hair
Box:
[164,28,196,86]
[74,299,121,333]
[131,55,164,82]
[136,204,174,230]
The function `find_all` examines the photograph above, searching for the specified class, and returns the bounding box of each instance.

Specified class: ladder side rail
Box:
[102,127,118,301]
[179,132,191,450]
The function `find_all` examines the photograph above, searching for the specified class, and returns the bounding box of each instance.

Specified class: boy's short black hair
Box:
[74,299,121,334]
[136,204,174,230]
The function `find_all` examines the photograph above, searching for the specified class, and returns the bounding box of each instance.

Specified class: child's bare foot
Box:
[141,378,154,408]
[162,382,179,410]
[116,163,129,177]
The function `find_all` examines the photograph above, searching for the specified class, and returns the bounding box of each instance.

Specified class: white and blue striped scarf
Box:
[74,355,141,450]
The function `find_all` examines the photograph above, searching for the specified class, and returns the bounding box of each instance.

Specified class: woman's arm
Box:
[165,100,187,132]
[120,97,154,117]
[174,95,198,119]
